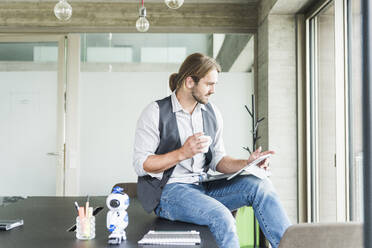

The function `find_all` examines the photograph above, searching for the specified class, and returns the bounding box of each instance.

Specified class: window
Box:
[305,0,349,222]
[347,0,363,222]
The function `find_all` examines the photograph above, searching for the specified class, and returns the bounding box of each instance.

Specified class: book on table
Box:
[138,230,201,245]
[0,219,24,231]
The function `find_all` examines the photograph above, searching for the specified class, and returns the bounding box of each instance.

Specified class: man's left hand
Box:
[259,157,271,170]
[248,146,275,170]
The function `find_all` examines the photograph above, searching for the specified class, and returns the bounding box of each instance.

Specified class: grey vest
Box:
[137,95,217,213]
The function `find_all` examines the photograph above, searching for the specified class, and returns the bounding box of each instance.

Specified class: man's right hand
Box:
[179,132,208,160]
[143,132,209,174]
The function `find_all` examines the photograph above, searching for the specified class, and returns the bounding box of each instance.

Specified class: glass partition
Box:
[0,39,65,196]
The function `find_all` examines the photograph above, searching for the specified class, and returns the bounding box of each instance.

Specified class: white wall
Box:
[79,72,169,195]
[79,72,253,195]
[213,73,253,159]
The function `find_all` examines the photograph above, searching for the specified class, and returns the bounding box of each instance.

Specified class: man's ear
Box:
[185,76,195,89]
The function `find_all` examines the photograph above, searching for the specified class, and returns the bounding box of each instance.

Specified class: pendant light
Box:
[136,0,150,32]
[54,0,72,21]
[164,0,184,9]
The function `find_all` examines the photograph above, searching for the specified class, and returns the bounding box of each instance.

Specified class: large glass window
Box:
[0,42,58,62]
[308,1,337,222]
[317,2,337,222]
[307,0,356,223]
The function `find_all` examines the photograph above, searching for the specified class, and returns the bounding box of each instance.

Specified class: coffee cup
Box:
[199,135,212,153]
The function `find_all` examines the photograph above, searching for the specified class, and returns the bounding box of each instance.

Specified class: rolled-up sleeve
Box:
[208,103,226,171]
[132,102,163,179]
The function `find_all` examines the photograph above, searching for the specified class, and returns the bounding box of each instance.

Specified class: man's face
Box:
[191,69,218,104]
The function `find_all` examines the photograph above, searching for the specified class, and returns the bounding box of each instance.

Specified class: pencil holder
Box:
[76,216,95,240]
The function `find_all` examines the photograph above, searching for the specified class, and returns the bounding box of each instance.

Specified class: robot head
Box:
[106,186,130,211]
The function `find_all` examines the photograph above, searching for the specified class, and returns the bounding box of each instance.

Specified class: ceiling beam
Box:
[215,34,253,72]
[0,2,258,33]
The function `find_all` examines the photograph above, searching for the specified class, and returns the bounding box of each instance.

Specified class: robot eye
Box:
[110,199,120,208]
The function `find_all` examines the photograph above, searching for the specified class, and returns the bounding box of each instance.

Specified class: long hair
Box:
[169,53,221,92]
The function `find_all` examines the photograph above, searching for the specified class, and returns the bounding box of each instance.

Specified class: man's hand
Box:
[216,147,275,174]
[179,132,209,160]
[248,146,275,170]
[143,132,210,174]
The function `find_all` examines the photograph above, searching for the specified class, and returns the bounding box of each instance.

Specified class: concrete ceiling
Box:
[271,0,317,14]
[0,0,260,2]
[0,0,316,15]
[0,1,258,33]
[258,0,317,24]
[0,0,319,34]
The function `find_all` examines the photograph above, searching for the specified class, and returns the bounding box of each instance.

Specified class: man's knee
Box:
[249,177,280,209]
[257,178,276,194]
[206,205,236,233]
[239,176,278,203]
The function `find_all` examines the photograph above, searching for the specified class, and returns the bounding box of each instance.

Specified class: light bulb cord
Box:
[141,0,144,7]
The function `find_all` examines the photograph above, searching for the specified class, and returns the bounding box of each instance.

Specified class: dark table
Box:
[0,197,218,248]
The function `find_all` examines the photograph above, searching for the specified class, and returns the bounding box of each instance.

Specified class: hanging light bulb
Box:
[136,6,150,32]
[54,0,72,21]
[164,0,184,9]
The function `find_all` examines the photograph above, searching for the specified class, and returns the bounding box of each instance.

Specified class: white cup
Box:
[199,135,212,153]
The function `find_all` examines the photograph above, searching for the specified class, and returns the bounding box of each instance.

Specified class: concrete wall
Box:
[257,14,298,223]
[257,16,269,150]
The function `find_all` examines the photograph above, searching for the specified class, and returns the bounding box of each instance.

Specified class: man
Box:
[133,53,291,248]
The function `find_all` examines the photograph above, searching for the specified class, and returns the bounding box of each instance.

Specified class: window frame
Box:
[299,0,350,222]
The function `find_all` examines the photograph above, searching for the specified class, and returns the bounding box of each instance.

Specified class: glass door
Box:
[309,1,337,222]
[0,35,66,196]
[307,0,348,222]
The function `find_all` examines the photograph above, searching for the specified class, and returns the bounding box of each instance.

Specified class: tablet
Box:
[226,154,272,181]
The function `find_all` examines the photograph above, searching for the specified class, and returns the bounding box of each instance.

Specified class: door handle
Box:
[46,152,61,156]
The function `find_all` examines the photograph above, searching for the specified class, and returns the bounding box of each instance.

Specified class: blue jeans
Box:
[154,175,291,248]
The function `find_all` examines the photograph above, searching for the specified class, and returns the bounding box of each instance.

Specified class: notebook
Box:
[138,230,201,245]
[0,219,24,231]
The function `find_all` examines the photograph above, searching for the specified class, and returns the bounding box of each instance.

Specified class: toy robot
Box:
[106,186,130,244]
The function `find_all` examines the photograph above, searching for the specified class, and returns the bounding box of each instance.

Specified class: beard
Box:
[192,88,209,104]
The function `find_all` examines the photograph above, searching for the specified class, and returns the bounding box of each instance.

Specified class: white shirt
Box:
[132,92,226,184]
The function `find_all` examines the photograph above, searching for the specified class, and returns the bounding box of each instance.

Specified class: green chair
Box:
[236,206,260,248]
